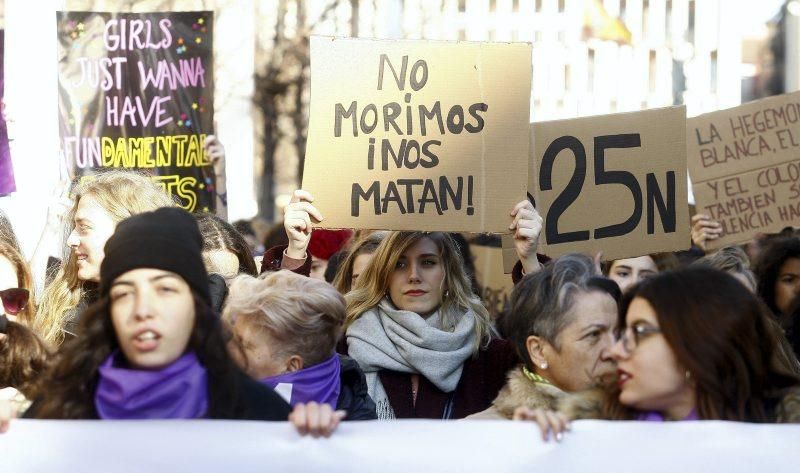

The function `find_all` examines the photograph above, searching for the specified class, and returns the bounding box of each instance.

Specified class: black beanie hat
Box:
[100,207,210,304]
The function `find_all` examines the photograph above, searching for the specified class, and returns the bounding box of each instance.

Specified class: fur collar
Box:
[491,368,567,419]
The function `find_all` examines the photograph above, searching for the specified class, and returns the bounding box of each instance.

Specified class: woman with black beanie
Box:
[18,208,343,436]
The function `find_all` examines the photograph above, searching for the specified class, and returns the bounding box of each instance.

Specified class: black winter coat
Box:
[337,355,377,420]
[26,371,291,421]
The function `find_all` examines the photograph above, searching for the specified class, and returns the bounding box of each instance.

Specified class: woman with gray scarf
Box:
[343,231,518,419]
[276,191,542,419]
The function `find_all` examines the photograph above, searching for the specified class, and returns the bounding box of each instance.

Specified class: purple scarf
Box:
[638,409,699,421]
[95,351,209,420]
[261,354,341,407]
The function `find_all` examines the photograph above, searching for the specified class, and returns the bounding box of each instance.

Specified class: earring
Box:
[540,362,548,370]
[685,370,691,380]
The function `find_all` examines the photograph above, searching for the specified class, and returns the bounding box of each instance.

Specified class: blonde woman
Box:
[35,171,175,345]
[278,190,542,419]
[343,231,519,419]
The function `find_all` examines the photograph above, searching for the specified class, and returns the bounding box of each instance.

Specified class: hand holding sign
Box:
[687,91,800,249]
[284,190,324,260]
[690,214,722,251]
[509,199,543,274]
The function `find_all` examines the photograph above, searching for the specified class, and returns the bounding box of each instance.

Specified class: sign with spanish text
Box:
[687,91,800,248]
[57,11,215,212]
[530,106,690,260]
[302,36,531,232]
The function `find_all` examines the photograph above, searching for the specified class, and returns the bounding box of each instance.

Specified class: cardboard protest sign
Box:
[530,106,690,260]
[57,11,215,212]
[687,91,800,249]
[471,244,515,318]
[303,36,531,232]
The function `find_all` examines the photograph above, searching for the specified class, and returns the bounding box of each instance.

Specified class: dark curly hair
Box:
[30,290,246,419]
[755,237,800,316]
[0,320,52,399]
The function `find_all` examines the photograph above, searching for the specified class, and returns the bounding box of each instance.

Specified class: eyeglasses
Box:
[618,323,661,352]
[0,288,30,315]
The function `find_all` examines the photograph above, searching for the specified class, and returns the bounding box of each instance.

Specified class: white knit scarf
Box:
[346,298,477,420]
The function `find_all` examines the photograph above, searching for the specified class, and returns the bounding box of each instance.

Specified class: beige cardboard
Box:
[501,233,517,274]
[687,91,800,249]
[692,158,800,248]
[303,36,531,232]
[471,244,516,319]
[530,106,690,260]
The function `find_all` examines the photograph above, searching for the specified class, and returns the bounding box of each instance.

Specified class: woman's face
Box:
[610,297,695,419]
[774,257,800,315]
[0,255,19,322]
[608,256,658,293]
[388,237,445,317]
[540,290,617,392]
[310,256,328,281]
[66,195,117,283]
[109,268,196,370]
[351,252,373,288]
[230,317,291,379]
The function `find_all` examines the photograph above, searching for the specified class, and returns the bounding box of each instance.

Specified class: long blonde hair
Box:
[344,231,494,354]
[34,171,175,345]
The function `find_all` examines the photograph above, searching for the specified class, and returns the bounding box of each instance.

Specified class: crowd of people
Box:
[1,143,800,445]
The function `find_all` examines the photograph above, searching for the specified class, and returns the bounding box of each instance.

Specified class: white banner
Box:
[1,419,797,472]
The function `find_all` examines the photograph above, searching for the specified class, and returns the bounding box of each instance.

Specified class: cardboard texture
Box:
[501,233,517,274]
[530,106,690,260]
[303,36,531,232]
[471,244,515,319]
[687,91,800,249]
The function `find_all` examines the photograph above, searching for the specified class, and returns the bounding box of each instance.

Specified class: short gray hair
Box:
[223,270,346,366]
[505,254,600,369]
[694,246,756,291]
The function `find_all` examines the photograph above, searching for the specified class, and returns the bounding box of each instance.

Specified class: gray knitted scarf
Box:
[346,298,477,419]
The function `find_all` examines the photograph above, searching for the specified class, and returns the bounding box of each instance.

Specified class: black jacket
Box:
[232,371,293,421]
[26,371,291,421]
[337,355,377,420]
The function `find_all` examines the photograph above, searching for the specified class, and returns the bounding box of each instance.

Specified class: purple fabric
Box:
[0,31,15,196]
[638,409,699,421]
[95,351,208,420]
[261,354,341,407]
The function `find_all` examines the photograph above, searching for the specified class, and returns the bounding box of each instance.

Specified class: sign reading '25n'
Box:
[530,106,690,261]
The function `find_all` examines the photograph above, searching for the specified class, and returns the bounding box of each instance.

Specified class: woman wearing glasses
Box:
[516,266,800,440]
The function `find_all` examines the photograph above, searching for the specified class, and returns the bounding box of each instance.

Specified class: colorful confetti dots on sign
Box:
[198,18,205,25]
[191,103,198,110]
[195,37,202,44]
[178,37,184,45]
